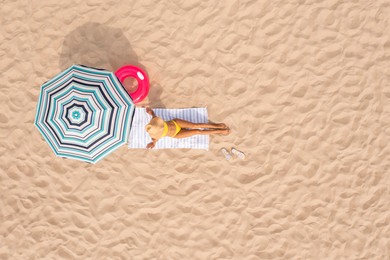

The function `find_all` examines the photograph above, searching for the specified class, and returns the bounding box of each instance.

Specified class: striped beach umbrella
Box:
[35,64,135,163]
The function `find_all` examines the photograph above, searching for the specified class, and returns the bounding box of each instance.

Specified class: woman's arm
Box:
[146,138,158,149]
[146,107,156,117]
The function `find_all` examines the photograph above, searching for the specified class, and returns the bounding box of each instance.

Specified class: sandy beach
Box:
[1,0,390,259]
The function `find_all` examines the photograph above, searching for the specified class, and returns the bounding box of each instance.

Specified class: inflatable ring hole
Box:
[123,77,139,94]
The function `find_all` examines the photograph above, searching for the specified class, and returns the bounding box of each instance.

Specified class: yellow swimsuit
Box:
[172,120,181,137]
[161,120,181,138]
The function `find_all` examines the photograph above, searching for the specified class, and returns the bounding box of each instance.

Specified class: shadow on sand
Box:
[59,22,165,107]
[59,22,140,71]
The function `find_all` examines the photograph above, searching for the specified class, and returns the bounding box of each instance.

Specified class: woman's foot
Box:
[210,123,229,129]
[218,123,229,129]
[219,129,230,135]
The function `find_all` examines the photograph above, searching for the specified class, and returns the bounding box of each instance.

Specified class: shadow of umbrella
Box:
[59,22,140,72]
[59,22,165,107]
[148,82,166,108]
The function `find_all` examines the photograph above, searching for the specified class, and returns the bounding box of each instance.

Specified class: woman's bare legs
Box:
[173,118,228,129]
[174,129,230,139]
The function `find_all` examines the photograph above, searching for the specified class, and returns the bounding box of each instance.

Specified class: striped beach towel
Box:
[128,107,209,150]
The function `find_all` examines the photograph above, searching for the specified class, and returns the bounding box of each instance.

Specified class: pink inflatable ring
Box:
[115,65,150,103]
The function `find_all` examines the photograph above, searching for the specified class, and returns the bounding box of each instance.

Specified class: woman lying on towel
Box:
[145,107,230,149]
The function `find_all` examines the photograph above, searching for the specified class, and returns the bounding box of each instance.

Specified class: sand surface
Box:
[1,0,390,259]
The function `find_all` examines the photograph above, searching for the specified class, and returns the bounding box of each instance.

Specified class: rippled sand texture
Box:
[1,0,390,259]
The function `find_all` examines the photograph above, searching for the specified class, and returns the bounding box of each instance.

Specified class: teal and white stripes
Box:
[35,65,135,163]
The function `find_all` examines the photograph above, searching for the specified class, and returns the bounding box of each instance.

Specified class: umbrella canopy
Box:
[35,64,135,163]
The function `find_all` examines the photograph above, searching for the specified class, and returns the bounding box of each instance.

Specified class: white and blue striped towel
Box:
[128,107,209,150]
